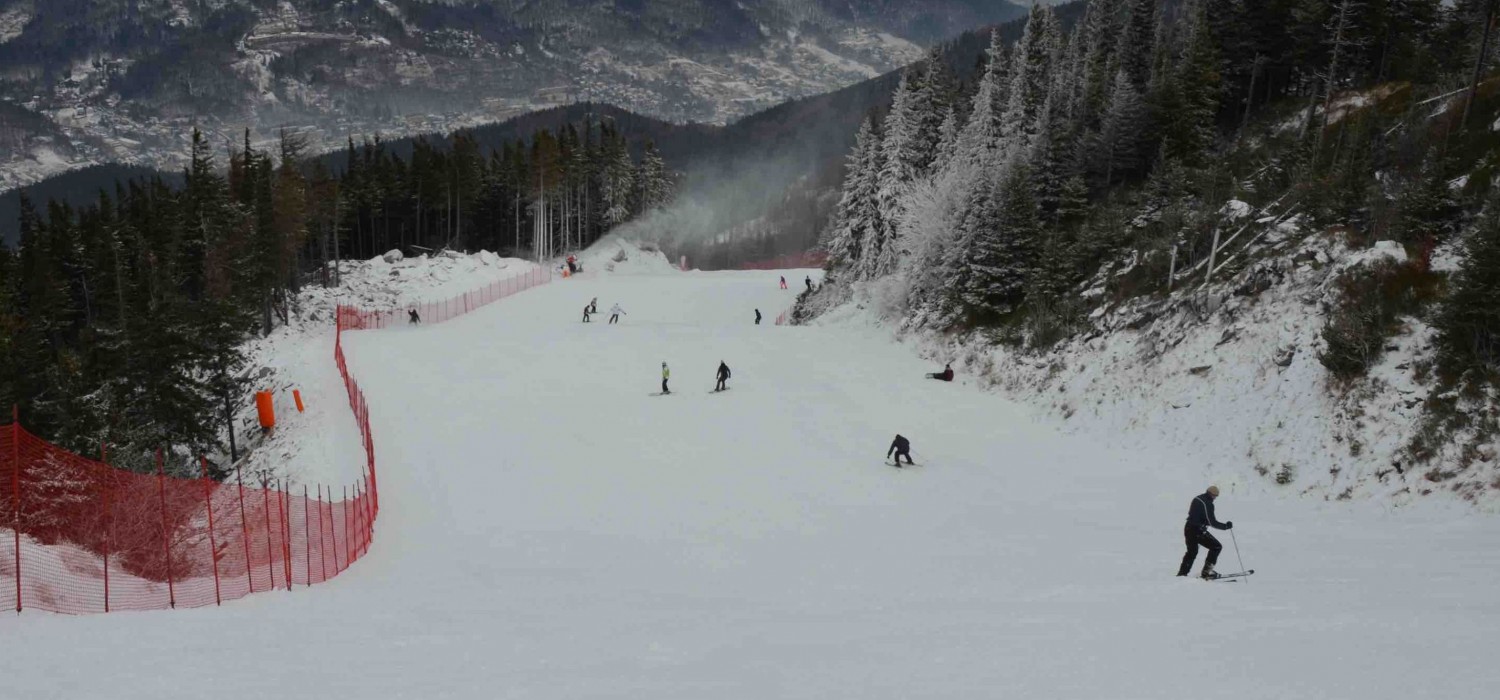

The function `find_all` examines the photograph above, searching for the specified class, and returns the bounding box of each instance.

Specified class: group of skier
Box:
[581,297,626,324]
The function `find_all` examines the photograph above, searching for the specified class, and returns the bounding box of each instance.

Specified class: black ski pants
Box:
[609,314,620,324]
[662,378,670,394]
[891,449,913,466]
[1178,524,1222,576]
[715,377,727,391]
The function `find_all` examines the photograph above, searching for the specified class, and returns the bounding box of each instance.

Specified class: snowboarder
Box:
[887,434,914,467]
[609,303,625,324]
[582,304,592,323]
[926,363,954,381]
[715,361,731,392]
[661,362,671,395]
[590,297,598,314]
[755,309,762,325]
[780,276,788,290]
[408,309,421,325]
[1178,485,1234,579]
[805,275,814,292]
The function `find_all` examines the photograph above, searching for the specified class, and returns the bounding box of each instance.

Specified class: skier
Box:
[887,434,914,467]
[925,363,954,381]
[567,255,578,273]
[715,361,730,392]
[755,309,762,325]
[590,297,598,314]
[779,275,788,290]
[582,304,592,323]
[408,309,421,325]
[1178,485,1234,579]
[661,362,671,395]
[805,275,814,292]
[609,303,626,324]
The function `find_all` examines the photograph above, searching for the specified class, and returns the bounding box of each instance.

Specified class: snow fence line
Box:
[0,265,550,616]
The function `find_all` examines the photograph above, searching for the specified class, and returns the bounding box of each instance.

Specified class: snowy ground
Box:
[5,256,1500,699]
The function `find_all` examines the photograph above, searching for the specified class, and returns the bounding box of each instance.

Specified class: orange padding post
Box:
[256,391,275,428]
[293,389,305,413]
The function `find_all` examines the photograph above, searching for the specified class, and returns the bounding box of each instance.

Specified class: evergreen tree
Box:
[824,116,883,274]
[955,31,1013,166]
[1436,197,1500,378]
[958,165,1041,323]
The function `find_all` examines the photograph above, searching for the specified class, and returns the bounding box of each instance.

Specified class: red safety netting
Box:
[1,263,552,615]
[0,420,374,613]
[738,251,829,271]
[336,266,551,330]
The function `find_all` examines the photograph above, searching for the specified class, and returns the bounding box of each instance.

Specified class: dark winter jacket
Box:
[718,363,730,380]
[888,435,910,457]
[1186,493,1229,530]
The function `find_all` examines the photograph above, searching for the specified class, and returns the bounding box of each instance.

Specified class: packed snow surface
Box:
[6,263,1500,699]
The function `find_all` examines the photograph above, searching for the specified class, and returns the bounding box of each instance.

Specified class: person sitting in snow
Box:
[1178,485,1233,579]
[408,309,421,325]
[926,363,954,381]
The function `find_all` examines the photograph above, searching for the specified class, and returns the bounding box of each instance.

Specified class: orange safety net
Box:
[1,264,551,615]
[336,266,551,330]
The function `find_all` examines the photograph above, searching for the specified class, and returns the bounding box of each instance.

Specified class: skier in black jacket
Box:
[715,361,731,391]
[887,434,913,467]
[1178,485,1233,579]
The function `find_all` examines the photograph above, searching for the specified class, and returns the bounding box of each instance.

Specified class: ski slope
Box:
[6,265,1500,699]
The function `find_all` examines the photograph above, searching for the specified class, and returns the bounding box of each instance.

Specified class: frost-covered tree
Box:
[1436,197,1500,377]
[824,117,883,274]
[1003,1,1064,148]
[956,164,1041,323]
[955,31,1013,166]
[1092,68,1150,184]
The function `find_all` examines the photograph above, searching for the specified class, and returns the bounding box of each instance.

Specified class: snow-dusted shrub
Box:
[1319,258,1443,380]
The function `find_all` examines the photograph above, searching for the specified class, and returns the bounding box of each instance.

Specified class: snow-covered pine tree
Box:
[1161,0,1222,167]
[955,30,1012,167]
[1078,0,1126,132]
[957,163,1041,324]
[1116,0,1159,91]
[1003,1,1064,149]
[634,141,672,214]
[1435,195,1500,378]
[933,106,961,173]
[823,116,883,274]
[867,67,929,280]
[600,129,635,226]
[1093,68,1151,185]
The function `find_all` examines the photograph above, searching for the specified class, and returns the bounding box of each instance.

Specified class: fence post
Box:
[261,482,273,588]
[342,485,350,571]
[12,405,21,613]
[156,449,175,608]
[236,466,252,593]
[276,481,290,591]
[101,442,110,613]
[317,484,329,581]
[303,485,311,587]
[200,456,221,606]
[1205,226,1222,287]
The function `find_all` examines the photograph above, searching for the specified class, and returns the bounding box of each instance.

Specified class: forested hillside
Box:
[798,0,1500,500]
[0,118,675,473]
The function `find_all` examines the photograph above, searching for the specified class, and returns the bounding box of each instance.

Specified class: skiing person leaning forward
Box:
[1179,485,1233,579]
[887,434,914,467]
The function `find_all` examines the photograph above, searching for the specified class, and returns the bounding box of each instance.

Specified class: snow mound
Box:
[575,235,681,276]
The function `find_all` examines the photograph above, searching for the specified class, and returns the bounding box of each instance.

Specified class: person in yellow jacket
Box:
[661,362,671,395]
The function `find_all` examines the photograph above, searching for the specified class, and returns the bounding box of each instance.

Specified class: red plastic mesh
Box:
[336,266,551,331]
[1,265,548,615]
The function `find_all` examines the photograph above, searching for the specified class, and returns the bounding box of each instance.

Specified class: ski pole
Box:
[1230,528,1247,582]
